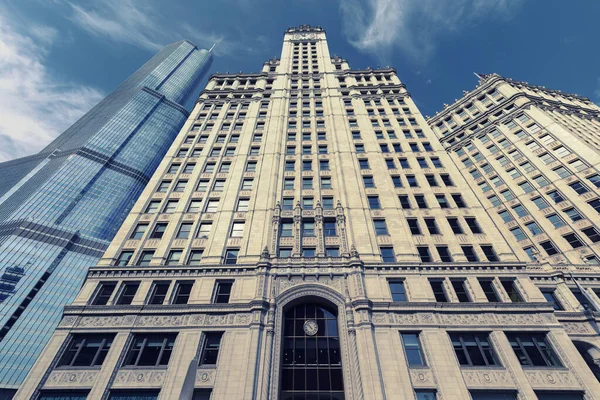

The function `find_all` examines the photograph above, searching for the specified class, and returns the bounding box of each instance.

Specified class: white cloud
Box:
[68,0,254,57]
[340,0,524,63]
[0,14,103,162]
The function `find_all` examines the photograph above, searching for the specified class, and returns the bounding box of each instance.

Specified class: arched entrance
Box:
[573,340,600,382]
[280,302,345,400]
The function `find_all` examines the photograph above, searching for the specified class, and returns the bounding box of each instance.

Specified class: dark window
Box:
[582,227,600,243]
[130,224,148,240]
[39,391,89,400]
[535,393,584,400]
[570,288,595,311]
[417,246,432,262]
[452,194,466,208]
[363,176,375,188]
[540,241,559,256]
[452,280,471,302]
[401,332,426,366]
[109,390,159,400]
[116,282,139,305]
[541,290,563,311]
[501,280,524,303]
[58,334,114,367]
[281,303,344,398]
[450,332,498,366]
[478,279,500,302]
[507,333,561,367]
[436,246,452,262]
[324,221,337,237]
[213,281,233,304]
[462,246,478,262]
[148,281,170,305]
[414,195,428,209]
[465,217,482,234]
[90,283,116,306]
[470,392,517,400]
[563,233,584,249]
[172,282,193,305]
[123,333,177,367]
[407,218,421,234]
[389,280,407,301]
[368,196,381,209]
[200,332,224,365]
[373,219,388,235]
[150,223,168,239]
[415,391,437,400]
[137,250,154,266]
[481,245,499,262]
[430,280,448,302]
[424,218,439,234]
[447,218,463,234]
[399,195,411,209]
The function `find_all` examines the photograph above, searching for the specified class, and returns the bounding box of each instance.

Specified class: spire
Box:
[209,43,217,53]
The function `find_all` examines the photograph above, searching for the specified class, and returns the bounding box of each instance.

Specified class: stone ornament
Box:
[303,319,318,336]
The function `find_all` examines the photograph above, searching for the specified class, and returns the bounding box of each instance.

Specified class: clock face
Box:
[303,319,318,336]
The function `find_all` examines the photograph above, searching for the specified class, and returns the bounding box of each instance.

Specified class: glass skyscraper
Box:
[0,40,213,394]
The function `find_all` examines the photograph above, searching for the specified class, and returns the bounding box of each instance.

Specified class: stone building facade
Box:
[14,26,600,400]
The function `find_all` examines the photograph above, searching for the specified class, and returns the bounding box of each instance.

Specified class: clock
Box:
[303,319,318,336]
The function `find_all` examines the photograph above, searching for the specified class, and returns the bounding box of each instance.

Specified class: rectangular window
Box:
[465,217,482,234]
[177,223,193,239]
[324,221,337,237]
[321,177,332,189]
[563,233,584,249]
[478,279,500,302]
[303,221,315,236]
[197,222,212,239]
[374,219,388,235]
[368,196,381,209]
[166,250,182,265]
[436,246,452,262]
[481,245,499,262]
[137,250,154,266]
[407,175,419,187]
[213,281,233,303]
[148,281,170,305]
[414,195,428,209]
[145,201,160,214]
[447,217,464,234]
[470,392,517,400]
[58,334,115,367]
[462,245,478,262]
[540,240,559,256]
[389,280,407,301]
[424,218,439,234]
[415,391,437,400]
[450,332,498,366]
[452,194,466,208]
[401,332,426,366]
[172,282,193,304]
[501,279,524,302]
[224,249,238,264]
[417,246,432,262]
[407,218,421,235]
[399,195,411,209]
[90,283,115,306]
[541,289,563,311]
[430,280,448,302]
[123,333,177,367]
[507,333,561,367]
[200,332,224,366]
[206,199,219,212]
[115,282,139,305]
[380,247,396,263]
[39,391,89,400]
[230,222,245,238]
[452,279,471,302]
[150,223,168,239]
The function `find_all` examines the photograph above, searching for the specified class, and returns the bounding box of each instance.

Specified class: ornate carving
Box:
[77,315,135,327]
[461,369,515,388]
[45,370,97,387]
[113,370,165,387]
[525,370,580,389]
[195,369,216,385]
[409,369,434,387]
[136,315,187,327]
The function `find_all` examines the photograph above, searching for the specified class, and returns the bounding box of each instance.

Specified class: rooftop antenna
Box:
[209,43,217,53]
[473,72,483,79]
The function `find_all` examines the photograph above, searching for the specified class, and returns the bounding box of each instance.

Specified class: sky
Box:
[0,0,599,162]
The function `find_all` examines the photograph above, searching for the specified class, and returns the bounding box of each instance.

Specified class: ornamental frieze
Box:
[525,370,580,390]
[462,369,515,389]
[113,370,165,388]
[373,312,557,328]
[409,369,435,387]
[44,370,97,388]
[195,369,216,386]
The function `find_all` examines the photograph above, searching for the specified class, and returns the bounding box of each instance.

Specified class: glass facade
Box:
[0,40,213,390]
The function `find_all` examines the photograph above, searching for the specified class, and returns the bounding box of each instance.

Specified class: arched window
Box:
[280,302,345,400]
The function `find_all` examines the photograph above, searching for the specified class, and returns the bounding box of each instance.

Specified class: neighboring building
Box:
[0,40,213,395]
[15,26,600,400]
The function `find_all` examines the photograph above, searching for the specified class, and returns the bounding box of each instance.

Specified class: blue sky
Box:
[0,0,599,161]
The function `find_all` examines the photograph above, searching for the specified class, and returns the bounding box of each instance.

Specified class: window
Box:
[541,289,563,311]
[206,199,219,212]
[548,190,565,204]
[571,288,596,311]
[437,246,452,262]
[511,227,527,241]
[323,197,334,209]
[321,177,332,189]
[418,246,432,262]
[452,280,471,302]
[501,279,524,302]
[425,175,438,187]
[211,281,234,308]
[415,391,437,400]
[481,245,499,262]
[465,217,482,234]
[278,248,292,258]
[164,200,178,213]
[450,332,498,366]
[435,194,449,209]
[373,219,388,235]
[241,179,253,191]
[38,391,89,399]
[569,181,589,195]
[115,282,139,305]
[440,174,454,186]
[148,281,170,304]
[177,223,193,239]
[130,224,148,240]
[319,160,330,171]
[452,194,466,208]
[58,334,115,367]
[150,223,168,239]
[399,195,411,209]
[326,247,340,257]
[447,218,464,234]
[197,222,212,239]
[123,333,177,367]
[424,218,439,234]
[137,250,154,266]
[324,220,337,237]
[414,195,428,209]
[380,247,396,263]
[145,201,160,214]
[479,279,500,302]
[507,333,561,367]
[407,218,421,235]
[230,222,245,237]
[401,332,426,366]
[157,181,171,192]
[246,161,257,172]
[172,282,193,304]
[212,179,225,191]
[303,160,312,171]
[564,208,583,222]
[563,233,584,249]
[430,280,448,302]
[462,245,478,262]
[388,280,407,301]
[582,227,600,243]
[200,332,224,365]
[303,248,316,257]
[224,249,238,264]
[166,251,182,266]
[359,159,370,169]
[407,175,418,187]
[303,221,315,236]
[540,241,559,256]
[368,196,381,209]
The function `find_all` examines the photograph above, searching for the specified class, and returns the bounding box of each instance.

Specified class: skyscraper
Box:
[0,40,213,394]
[15,26,600,400]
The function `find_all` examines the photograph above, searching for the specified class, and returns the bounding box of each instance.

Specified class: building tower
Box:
[0,40,213,395]
[16,27,600,400]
